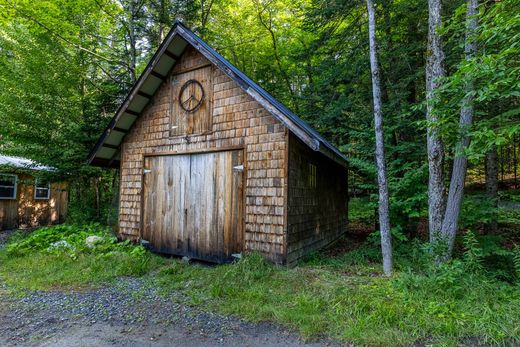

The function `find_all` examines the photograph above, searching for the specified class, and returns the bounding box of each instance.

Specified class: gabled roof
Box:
[88,21,347,168]
[0,154,55,172]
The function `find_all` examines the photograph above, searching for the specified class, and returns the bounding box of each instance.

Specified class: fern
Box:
[462,231,483,273]
[513,245,520,280]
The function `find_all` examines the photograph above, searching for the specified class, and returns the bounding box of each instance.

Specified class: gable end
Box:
[88,22,347,168]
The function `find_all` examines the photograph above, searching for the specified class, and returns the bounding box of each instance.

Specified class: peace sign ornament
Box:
[179,79,205,112]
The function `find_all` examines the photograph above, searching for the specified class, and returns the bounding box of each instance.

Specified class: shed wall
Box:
[286,134,348,264]
[0,173,68,230]
[118,46,288,263]
[0,198,17,230]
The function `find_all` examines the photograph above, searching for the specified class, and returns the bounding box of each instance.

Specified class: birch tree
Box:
[366,0,393,275]
[425,0,446,245]
[439,0,478,258]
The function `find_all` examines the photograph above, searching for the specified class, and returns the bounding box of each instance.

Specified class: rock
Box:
[85,236,104,248]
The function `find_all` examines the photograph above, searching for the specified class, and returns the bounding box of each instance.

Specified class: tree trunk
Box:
[94,177,100,219]
[439,0,478,259]
[107,170,120,227]
[485,145,498,233]
[125,0,138,84]
[158,0,167,44]
[514,134,518,188]
[367,0,393,276]
[426,0,446,243]
[500,146,504,181]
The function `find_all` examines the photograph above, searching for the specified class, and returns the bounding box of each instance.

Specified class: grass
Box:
[0,250,167,291]
[0,224,169,291]
[150,251,520,346]
[1,225,519,346]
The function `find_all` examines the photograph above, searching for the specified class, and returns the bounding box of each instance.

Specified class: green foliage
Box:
[459,194,497,228]
[470,234,520,283]
[6,223,110,256]
[2,228,520,346]
[388,162,428,223]
[0,224,164,290]
[368,225,408,246]
[501,188,520,203]
[432,0,520,159]
[66,173,119,225]
[152,253,520,346]
[462,231,484,273]
[498,206,520,226]
[348,196,375,224]
[513,246,520,279]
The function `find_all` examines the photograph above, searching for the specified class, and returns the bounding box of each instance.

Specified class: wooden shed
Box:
[0,155,68,230]
[88,22,348,264]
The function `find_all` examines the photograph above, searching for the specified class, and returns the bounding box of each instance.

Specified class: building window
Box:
[308,163,317,188]
[0,174,17,199]
[34,179,50,200]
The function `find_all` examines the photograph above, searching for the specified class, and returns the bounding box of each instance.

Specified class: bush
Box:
[460,194,497,229]
[6,223,110,256]
[349,196,376,224]
[5,223,152,260]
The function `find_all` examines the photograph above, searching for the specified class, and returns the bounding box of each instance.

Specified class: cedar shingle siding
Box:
[90,23,348,264]
[119,47,288,263]
[287,134,348,263]
[0,174,68,230]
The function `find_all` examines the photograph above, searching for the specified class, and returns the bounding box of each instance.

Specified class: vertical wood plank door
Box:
[0,200,18,230]
[142,150,244,262]
[169,65,213,137]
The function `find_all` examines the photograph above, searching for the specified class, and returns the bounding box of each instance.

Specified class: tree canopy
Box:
[0,0,518,232]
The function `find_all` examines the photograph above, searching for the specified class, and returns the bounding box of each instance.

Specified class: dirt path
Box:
[31,321,328,347]
[0,279,341,347]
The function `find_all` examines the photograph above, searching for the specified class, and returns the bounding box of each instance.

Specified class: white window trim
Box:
[0,174,17,200]
[34,178,51,200]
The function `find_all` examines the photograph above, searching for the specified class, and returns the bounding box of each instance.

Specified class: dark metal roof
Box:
[88,21,347,168]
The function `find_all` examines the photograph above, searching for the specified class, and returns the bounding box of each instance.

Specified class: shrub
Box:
[349,196,376,224]
[460,194,497,228]
[6,223,112,256]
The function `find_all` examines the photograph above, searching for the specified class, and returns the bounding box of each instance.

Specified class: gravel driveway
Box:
[0,277,341,347]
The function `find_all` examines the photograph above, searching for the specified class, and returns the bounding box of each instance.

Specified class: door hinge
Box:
[233,165,244,172]
[143,169,151,174]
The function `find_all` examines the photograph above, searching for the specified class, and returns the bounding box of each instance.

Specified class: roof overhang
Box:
[87,21,348,169]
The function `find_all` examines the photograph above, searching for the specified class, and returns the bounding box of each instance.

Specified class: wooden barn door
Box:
[142,150,244,262]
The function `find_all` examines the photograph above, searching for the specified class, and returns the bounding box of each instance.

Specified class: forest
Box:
[0,0,519,346]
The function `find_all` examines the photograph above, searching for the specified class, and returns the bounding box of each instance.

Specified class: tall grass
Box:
[152,252,520,346]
